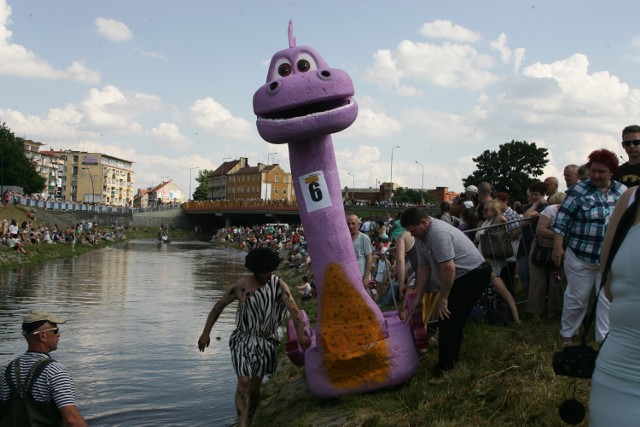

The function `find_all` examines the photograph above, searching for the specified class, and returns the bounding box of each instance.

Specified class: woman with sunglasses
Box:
[475,199,521,324]
[613,124,640,188]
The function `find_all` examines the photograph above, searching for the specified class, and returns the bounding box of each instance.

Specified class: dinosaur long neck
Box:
[288,136,357,296]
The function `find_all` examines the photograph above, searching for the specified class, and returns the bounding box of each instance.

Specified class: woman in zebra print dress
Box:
[198,248,311,427]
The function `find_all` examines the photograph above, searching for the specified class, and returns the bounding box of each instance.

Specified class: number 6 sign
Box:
[300,171,332,213]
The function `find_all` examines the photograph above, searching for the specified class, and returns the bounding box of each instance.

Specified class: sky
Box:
[2,0,640,199]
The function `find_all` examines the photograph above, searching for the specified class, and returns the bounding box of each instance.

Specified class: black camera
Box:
[552,345,598,379]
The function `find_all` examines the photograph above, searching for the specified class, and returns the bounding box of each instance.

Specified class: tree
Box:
[0,123,46,194]
[392,187,434,205]
[192,169,213,201]
[462,140,548,203]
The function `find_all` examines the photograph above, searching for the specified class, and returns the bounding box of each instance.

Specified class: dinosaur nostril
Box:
[319,70,332,79]
[269,81,280,92]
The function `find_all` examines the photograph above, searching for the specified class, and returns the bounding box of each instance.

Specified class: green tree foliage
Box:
[0,123,46,194]
[462,140,549,203]
[192,169,213,201]
[392,187,434,205]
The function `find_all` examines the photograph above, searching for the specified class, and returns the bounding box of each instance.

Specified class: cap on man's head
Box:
[465,185,478,193]
[22,311,66,333]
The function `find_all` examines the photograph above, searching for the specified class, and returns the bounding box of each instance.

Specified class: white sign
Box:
[299,171,332,213]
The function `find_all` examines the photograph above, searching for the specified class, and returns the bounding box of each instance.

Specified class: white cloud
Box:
[419,20,482,43]
[489,33,511,64]
[0,0,100,83]
[80,85,161,132]
[190,97,253,140]
[364,38,500,94]
[520,54,633,115]
[149,122,191,149]
[95,17,133,42]
[0,106,93,140]
[346,107,402,139]
[134,47,167,60]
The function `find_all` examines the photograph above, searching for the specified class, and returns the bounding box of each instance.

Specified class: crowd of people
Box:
[1,214,128,255]
[5,123,639,425]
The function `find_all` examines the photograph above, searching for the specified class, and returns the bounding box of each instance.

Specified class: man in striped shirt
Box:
[0,311,87,427]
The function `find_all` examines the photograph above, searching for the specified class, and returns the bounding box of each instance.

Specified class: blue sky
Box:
[2,0,640,198]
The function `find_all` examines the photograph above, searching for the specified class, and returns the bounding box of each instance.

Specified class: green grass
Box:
[254,267,591,427]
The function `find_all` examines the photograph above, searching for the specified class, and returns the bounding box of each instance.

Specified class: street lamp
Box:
[347,172,354,202]
[189,166,200,201]
[82,167,95,205]
[390,145,400,203]
[415,160,424,203]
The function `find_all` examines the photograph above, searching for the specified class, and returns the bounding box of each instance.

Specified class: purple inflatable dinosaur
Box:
[253,21,418,397]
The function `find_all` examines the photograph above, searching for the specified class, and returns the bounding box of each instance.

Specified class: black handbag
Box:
[530,240,555,268]
[479,225,513,260]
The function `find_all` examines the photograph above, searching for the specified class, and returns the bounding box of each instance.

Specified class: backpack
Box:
[0,357,63,427]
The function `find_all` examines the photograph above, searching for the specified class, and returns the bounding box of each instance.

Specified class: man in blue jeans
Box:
[401,207,491,372]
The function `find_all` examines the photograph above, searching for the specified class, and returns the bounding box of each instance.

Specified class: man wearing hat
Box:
[0,311,87,426]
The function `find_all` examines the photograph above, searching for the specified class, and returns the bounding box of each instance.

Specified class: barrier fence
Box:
[7,196,182,215]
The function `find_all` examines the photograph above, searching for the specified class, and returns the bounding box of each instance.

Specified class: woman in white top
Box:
[476,199,521,324]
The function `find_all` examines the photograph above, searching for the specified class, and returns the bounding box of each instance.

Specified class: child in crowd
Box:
[296,275,313,300]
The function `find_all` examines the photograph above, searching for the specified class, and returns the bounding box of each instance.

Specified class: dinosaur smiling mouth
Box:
[260,98,352,120]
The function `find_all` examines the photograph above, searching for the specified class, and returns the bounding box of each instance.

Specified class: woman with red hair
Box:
[551,149,627,345]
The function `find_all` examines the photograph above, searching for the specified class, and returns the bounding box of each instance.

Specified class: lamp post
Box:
[415,160,424,204]
[347,172,354,202]
[82,167,95,205]
[390,145,400,203]
[189,166,200,201]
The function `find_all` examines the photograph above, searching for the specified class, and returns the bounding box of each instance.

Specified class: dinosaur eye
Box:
[297,53,317,73]
[297,59,310,72]
[275,59,292,77]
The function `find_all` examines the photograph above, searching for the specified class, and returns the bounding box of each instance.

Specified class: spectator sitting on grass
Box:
[296,276,313,299]
[8,237,27,254]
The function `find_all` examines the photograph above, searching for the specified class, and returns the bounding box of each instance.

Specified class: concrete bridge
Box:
[19,195,423,233]
[182,201,301,230]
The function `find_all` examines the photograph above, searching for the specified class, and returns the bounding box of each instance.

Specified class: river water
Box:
[0,240,248,426]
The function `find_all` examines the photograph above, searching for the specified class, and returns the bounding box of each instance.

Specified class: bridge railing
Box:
[183,200,299,211]
[11,196,135,214]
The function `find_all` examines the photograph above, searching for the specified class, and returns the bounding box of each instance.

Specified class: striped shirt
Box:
[0,351,76,408]
[551,179,627,264]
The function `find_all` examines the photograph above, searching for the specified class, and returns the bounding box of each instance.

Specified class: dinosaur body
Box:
[253,21,418,397]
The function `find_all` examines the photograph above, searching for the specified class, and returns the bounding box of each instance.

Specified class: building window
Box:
[275,174,279,183]
[283,188,287,195]
[274,187,278,195]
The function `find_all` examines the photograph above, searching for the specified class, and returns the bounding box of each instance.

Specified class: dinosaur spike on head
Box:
[288,19,296,48]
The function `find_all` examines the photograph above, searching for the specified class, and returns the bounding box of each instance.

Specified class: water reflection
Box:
[0,240,247,426]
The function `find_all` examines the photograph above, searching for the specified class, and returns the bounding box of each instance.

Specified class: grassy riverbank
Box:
[252,265,590,426]
[0,205,206,270]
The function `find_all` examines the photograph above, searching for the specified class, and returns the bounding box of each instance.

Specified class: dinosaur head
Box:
[253,21,358,144]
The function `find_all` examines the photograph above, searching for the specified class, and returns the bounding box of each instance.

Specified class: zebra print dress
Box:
[229,275,287,377]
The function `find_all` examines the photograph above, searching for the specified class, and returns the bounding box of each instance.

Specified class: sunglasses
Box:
[32,327,59,335]
[622,139,640,147]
